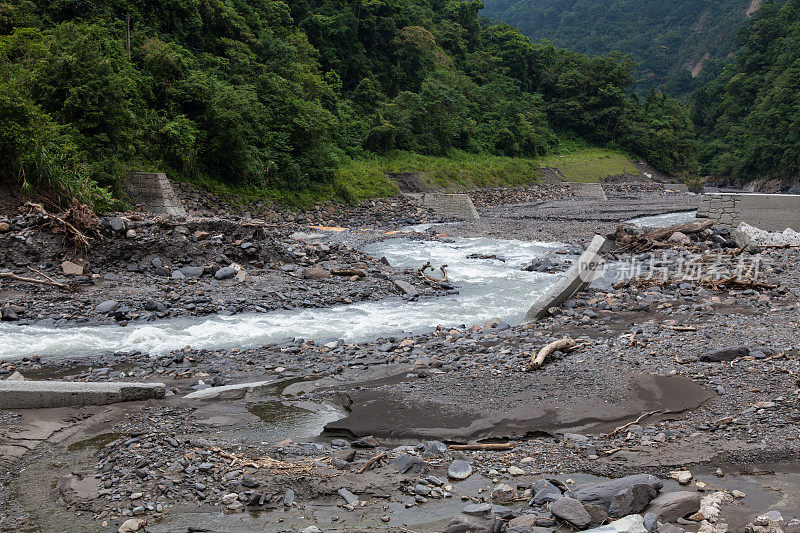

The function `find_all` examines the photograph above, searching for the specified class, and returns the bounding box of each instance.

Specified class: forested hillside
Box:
[481,0,759,96]
[0,0,696,207]
[693,0,800,184]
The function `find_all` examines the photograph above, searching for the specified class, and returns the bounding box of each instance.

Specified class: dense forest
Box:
[0,0,696,207]
[692,0,800,184]
[481,0,757,96]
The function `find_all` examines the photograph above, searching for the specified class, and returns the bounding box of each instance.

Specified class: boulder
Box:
[550,497,592,528]
[94,300,120,314]
[530,479,563,505]
[573,474,662,510]
[393,279,418,297]
[699,346,749,362]
[214,266,237,280]
[180,265,205,278]
[448,460,472,480]
[646,491,701,523]
[61,261,84,276]
[608,483,659,517]
[303,267,329,280]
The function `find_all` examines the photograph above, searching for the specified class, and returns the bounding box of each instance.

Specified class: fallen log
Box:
[614,220,713,253]
[528,338,577,369]
[330,269,366,278]
[605,410,661,438]
[418,261,448,283]
[356,451,388,473]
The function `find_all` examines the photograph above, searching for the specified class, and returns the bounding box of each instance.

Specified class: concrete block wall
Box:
[125,172,187,217]
[570,182,607,200]
[697,193,800,231]
[420,193,480,220]
[663,183,689,192]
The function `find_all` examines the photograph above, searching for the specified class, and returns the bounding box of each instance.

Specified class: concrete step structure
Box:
[0,380,166,409]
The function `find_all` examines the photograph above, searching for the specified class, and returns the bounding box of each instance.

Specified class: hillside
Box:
[481,0,760,96]
[693,0,800,187]
[0,0,696,209]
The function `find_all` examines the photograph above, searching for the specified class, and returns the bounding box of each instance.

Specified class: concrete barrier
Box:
[404,193,479,220]
[124,172,187,217]
[570,182,607,200]
[697,192,800,231]
[526,235,606,321]
[663,183,689,192]
[0,381,166,409]
[184,379,279,400]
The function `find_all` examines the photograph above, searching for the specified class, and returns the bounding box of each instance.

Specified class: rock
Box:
[461,503,492,516]
[393,279,418,297]
[508,514,557,532]
[734,222,800,248]
[393,453,428,474]
[443,513,496,533]
[643,513,658,532]
[573,474,662,509]
[351,435,378,448]
[107,217,126,232]
[491,483,517,502]
[214,266,237,280]
[300,527,322,533]
[550,497,592,528]
[337,488,358,505]
[668,470,692,485]
[530,479,563,505]
[0,222,9,232]
[668,232,690,244]
[61,261,84,276]
[118,518,146,533]
[584,503,609,526]
[6,371,26,381]
[583,514,648,532]
[179,265,205,278]
[746,516,784,533]
[609,483,659,517]
[283,488,295,506]
[143,300,167,313]
[94,300,120,314]
[448,460,473,480]
[303,267,329,280]
[699,347,749,362]
[508,466,525,476]
[645,491,701,522]
[1,306,18,321]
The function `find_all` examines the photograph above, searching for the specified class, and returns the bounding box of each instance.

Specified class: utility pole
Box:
[125,12,131,61]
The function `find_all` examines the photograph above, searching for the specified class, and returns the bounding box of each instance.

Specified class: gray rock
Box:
[699,346,749,362]
[550,497,592,528]
[337,488,358,505]
[583,514,648,532]
[609,483,658,517]
[443,513,496,533]
[303,267,329,280]
[283,488,295,506]
[143,300,166,313]
[573,474,662,509]
[530,479,563,505]
[94,300,120,314]
[107,217,126,232]
[643,513,658,532]
[507,514,556,532]
[179,265,205,278]
[645,491,701,522]
[393,279,418,297]
[214,266,237,280]
[171,270,185,280]
[393,453,428,474]
[448,459,473,480]
[461,503,492,516]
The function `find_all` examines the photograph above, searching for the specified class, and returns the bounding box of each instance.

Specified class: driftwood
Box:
[606,410,661,438]
[356,451,388,473]
[418,261,448,283]
[699,276,778,291]
[449,443,515,451]
[0,271,68,289]
[528,338,577,369]
[23,200,99,253]
[614,220,713,253]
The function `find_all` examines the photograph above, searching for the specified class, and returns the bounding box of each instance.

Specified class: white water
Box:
[626,211,697,227]
[0,235,563,358]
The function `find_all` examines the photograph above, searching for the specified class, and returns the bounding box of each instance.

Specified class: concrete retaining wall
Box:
[125,172,187,217]
[526,235,606,321]
[697,193,800,231]
[0,381,166,409]
[570,182,607,200]
[663,183,689,192]
[409,193,479,220]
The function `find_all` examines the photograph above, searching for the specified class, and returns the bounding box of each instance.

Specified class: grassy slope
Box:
[180,147,641,208]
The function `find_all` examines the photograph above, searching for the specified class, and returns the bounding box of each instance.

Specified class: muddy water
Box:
[0,236,564,358]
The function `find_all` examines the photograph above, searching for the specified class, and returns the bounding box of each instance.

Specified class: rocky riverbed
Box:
[0,184,798,533]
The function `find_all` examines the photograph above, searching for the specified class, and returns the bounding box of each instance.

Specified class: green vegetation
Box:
[481,0,760,96]
[535,149,637,183]
[693,0,800,184]
[0,0,698,208]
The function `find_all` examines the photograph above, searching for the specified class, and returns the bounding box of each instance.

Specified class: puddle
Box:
[66,432,123,452]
